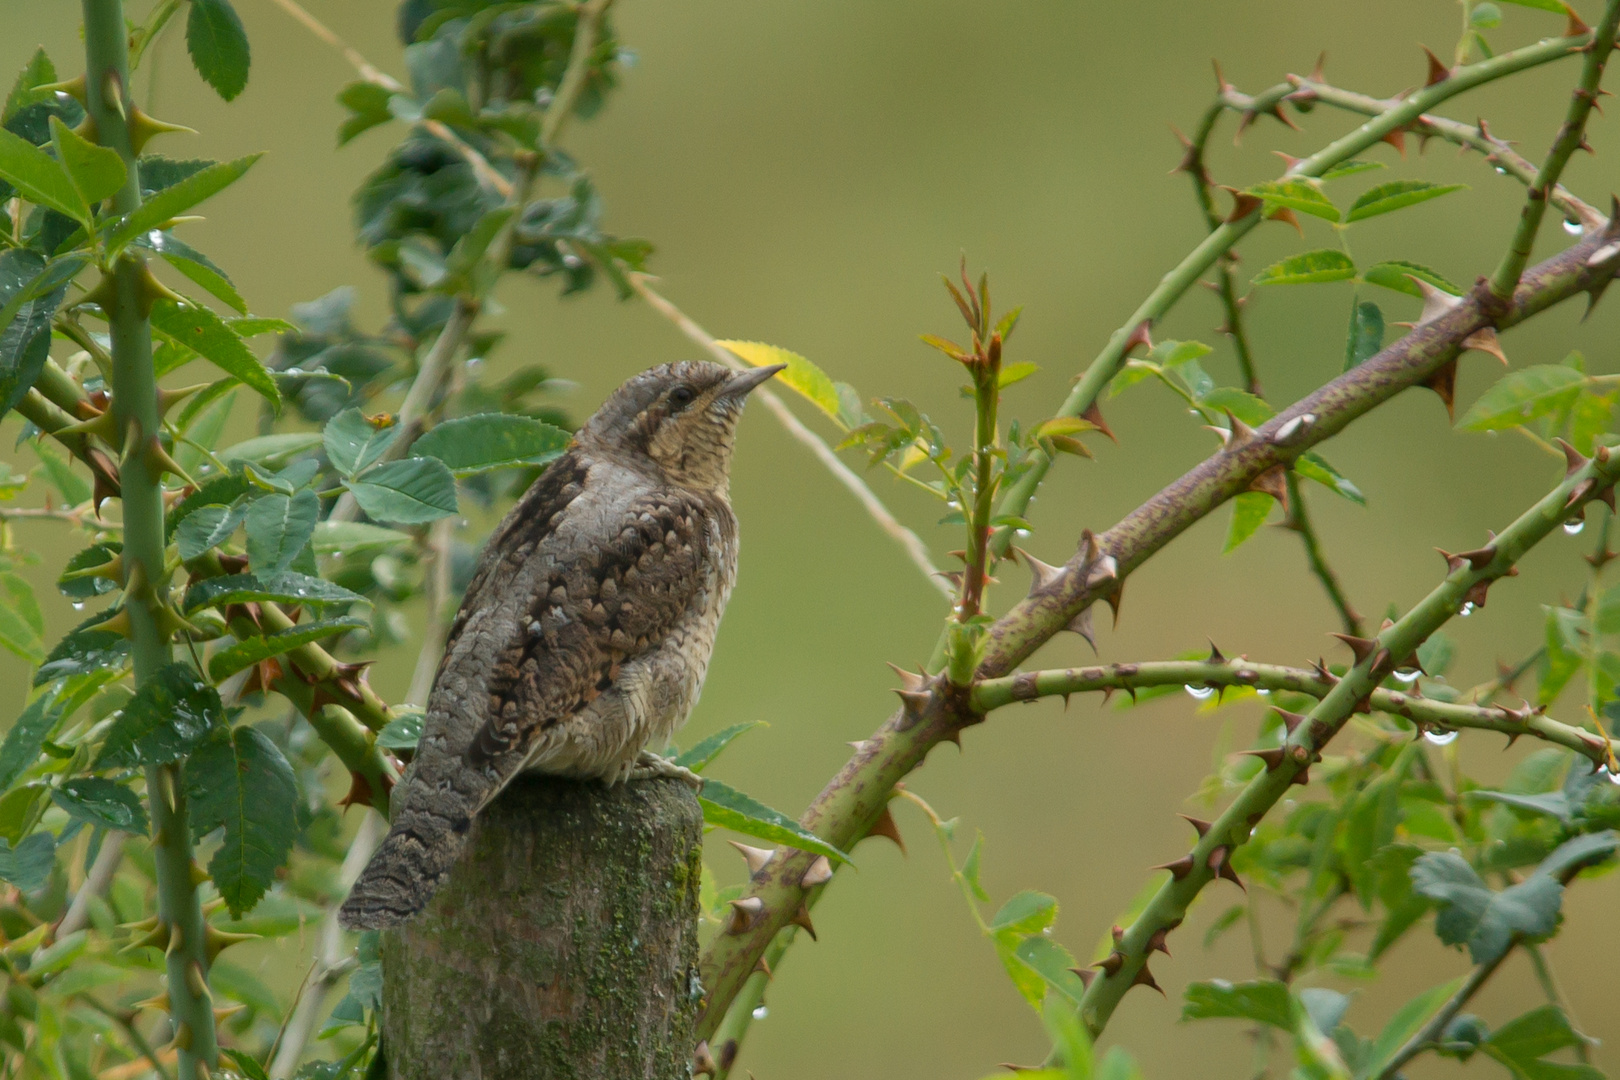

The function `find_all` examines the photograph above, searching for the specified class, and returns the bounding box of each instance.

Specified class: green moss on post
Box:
[381,777,703,1079]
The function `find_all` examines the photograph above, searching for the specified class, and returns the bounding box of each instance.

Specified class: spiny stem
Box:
[692,222,1620,1041]
[1284,472,1363,635]
[970,659,1608,762]
[1375,950,1509,1080]
[1489,0,1620,297]
[989,26,1595,557]
[81,0,216,1072]
[1077,448,1620,1038]
[1280,79,1606,230]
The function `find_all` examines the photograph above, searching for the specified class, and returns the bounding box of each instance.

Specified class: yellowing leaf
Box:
[716,340,842,424]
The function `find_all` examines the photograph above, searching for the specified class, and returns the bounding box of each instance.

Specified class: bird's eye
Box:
[668,385,696,409]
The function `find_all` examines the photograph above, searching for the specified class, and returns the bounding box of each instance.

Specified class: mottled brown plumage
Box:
[340,360,781,929]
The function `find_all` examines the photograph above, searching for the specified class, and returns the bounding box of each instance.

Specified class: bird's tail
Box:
[338,789,477,930]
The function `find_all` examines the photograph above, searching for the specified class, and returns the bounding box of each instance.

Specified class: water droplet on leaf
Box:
[71,601,84,611]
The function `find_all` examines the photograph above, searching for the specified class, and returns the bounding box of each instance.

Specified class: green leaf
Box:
[0,126,86,221]
[207,616,367,682]
[1533,830,1618,881]
[0,572,44,664]
[1364,976,1467,1078]
[1493,0,1568,13]
[150,299,280,405]
[186,725,297,916]
[56,541,120,601]
[51,777,148,835]
[717,341,839,422]
[219,432,324,469]
[1417,632,1454,677]
[35,442,92,507]
[186,0,252,101]
[376,710,423,753]
[0,691,65,790]
[311,521,413,554]
[94,663,220,769]
[0,248,69,419]
[989,890,1058,935]
[1247,178,1340,222]
[3,48,57,124]
[697,778,850,864]
[1482,1005,1587,1079]
[1295,452,1366,505]
[337,81,395,145]
[183,571,369,614]
[344,457,458,525]
[1252,249,1356,286]
[1224,492,1273,553]
[35,628,129,687]
[1320,159,1386,182]
[104,153,262,254]
[673,722,765,773]
[1011,934,1090,1008]
[1201,387,1273,425]
[1411,851,1563,963]
[49,116,127,209]
[136,231,247,313]
[221,1049,273,1080]
[998,361,1039,389]
[1458,365,1586,431]
[245,489,318,575]
[176,501,249,561]
[1182,979,1293,1029]
[412,413,571,476]
[0,833,55,892]
[1346,180,1467,222]
[1361,260,1461,298]
[322,408,398,478]
[1344,300,1384,372]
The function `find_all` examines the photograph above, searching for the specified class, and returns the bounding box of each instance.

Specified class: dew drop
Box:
[1424,728,1459,746]
[1459,602,1475,617]
[563,253,583,269]
[1256,687,1271,696]
[1185,684,1215,700]
[71,601,85,611]
[1494,165,1509,175]
[1564,219,1584,236]
[1393,669,1420,684]
[752,1006,769,1020]
[1564,519,1585,535]
[1605,766,1620,787]
[1015,528,1031,538]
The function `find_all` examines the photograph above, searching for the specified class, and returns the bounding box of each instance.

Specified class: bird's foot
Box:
[627,751,705,791]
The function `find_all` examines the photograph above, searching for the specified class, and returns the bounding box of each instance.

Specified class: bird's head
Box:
[579,360,785,492]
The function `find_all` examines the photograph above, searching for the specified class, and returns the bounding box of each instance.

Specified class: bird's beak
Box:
[721,363,787,398]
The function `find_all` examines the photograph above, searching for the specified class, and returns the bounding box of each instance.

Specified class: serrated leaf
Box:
[1344,300,1384,372]
[1411,851,1563,963]
[0,691,65,791]
[104,153,262,254]
[3,48,56,124]
[186,0,252,101]
[311,521,412,554]
[412,413,570,476]
[1295,452,1366,505]
[322,408,397,478]
[1253,249,1356,286]
[136,231,246,313]
[207,616,367,682]
[1224,491,1273,553]
[0,247,69,419]
[51,777,148,835]
[167,473,253,540]
[219,432,323,469]
[1482,1005,1586,1076]
[1361,260,1461,298]
[989,890,1057,935]
[1458,365,1586,431]
[0,125,86,221]
[183,571,368,614]
[186,725,297,916]
[150,299,280,405]
[1011,934,1090,1007]
[344,457,458,524]
[49,116,126,208]
[0,833,55,892]
[221,1049,273,1080]
[673,722,765,773]
[697,778,849,864]
[376,710,423,752]
[717,341,840,422]
[245,489,318,575]
[1320,159,1386,182]
[1347,180,1466,222]
[1201,387,1274,425]
[35,629,129,687]
[1248,178,1340,222]
[176,501,250,561]
[56,541,120,601]
[94,663,220,769]
[1182,979,1293,1029]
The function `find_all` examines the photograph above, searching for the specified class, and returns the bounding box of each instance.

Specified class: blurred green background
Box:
[3,0,1618,1076]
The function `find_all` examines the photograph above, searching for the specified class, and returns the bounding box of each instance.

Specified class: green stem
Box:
[1284,472,1362,635]
[1375,949,1509,1080]
[1489,0,1620,298]
[970,658,1608,762]
[82,0,216,1074]
[1181,103,1262,396]
[1076,449,1620,1038]
[989,27,1594,558]
[1524,944,1592,1062]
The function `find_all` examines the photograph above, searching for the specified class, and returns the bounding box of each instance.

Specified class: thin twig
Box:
[629,273,949,595]
[54,832,125,940]
[1375,950,1509,1080]
[1283,472,1363,635]
[1490,0,1620,297]
[971,658,1608,762]
[75,994,175,1080]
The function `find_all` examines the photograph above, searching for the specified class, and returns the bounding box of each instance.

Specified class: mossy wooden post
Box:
[380,777,704,1078]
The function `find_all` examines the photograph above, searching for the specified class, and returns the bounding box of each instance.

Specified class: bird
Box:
[339,359,784,929]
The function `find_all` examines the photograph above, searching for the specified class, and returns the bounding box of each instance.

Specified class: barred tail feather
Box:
[338,797,476,929]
